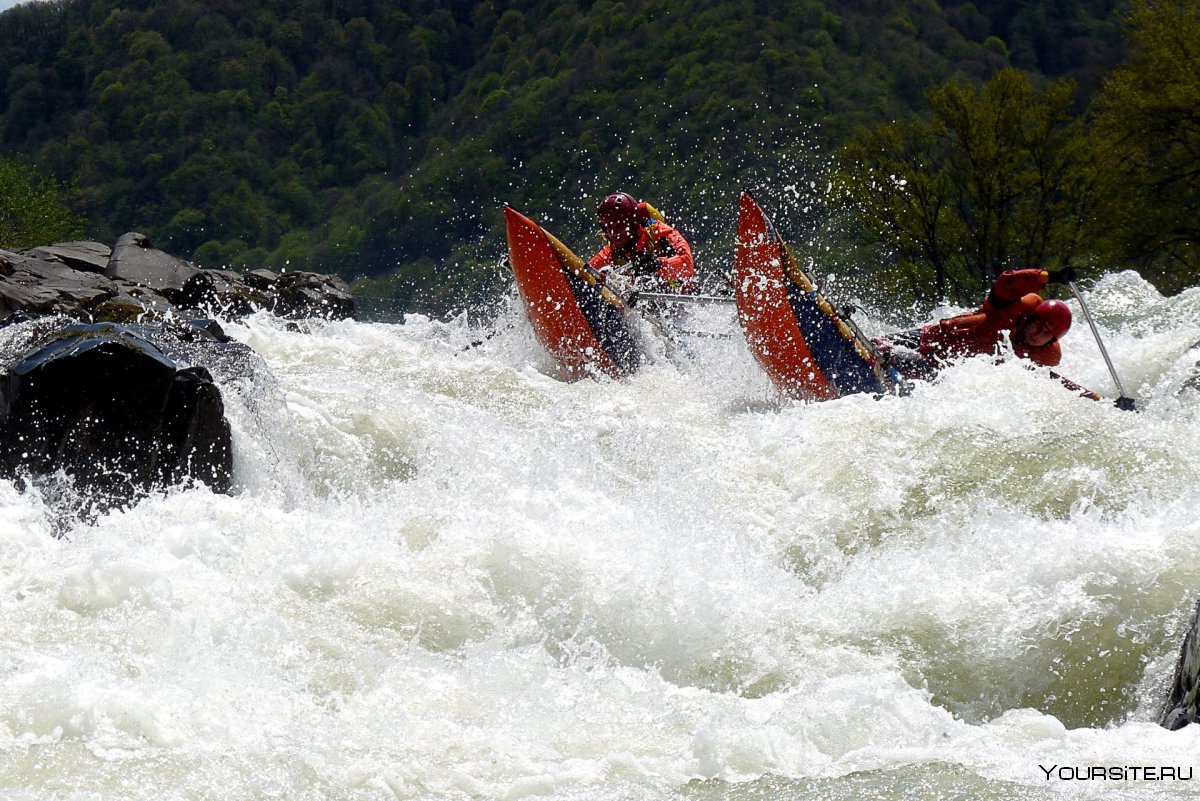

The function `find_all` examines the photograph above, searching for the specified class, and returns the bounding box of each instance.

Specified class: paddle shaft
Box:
[580,263,681,343]
[629,291,735,306]
[1067,280,1130,399]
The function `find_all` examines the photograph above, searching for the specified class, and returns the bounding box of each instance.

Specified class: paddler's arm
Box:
[631,223,694,293]
[587,245,613,272]
[984,268,1051,308]
[1048,370,1103,401]
[589,245,634,294]
[653,225,693,280]
[1047,370,1136,409]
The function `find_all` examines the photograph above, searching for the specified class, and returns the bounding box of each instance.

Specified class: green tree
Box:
[833,69,1098,304]
[0,155,84,250]
[0,0,1133,313]
[1092,0,1200,293]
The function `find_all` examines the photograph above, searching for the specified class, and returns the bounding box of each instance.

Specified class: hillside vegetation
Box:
[0,0,1163,312]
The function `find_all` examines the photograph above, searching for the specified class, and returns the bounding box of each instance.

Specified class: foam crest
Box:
[3,278,1200,799]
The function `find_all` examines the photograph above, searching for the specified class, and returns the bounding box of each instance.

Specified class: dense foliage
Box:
[0,0,1148,312]
[1091,0,1200,294]
[832,70,1098,303]
[832,0,1199,304]
[0,155,84,249]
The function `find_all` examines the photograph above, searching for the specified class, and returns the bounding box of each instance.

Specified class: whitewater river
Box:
[3,270,1200,800]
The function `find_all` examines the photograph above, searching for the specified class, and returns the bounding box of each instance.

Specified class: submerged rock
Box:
[1160,600,1200,730]
[0,319,254,506]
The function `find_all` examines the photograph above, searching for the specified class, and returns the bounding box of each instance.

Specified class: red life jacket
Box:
[588,217,696,293]
[917,269,1061,367]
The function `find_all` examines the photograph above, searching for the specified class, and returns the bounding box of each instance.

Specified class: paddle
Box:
[572,259,682,347]
[460,322,515,352]
[627,291,736,307]
[1067,280,1137,411]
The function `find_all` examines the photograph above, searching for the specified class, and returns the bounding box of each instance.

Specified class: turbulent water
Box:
[3,270,1200,800]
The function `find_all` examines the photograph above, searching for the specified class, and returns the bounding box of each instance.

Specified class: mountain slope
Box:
[0,0,1125,310]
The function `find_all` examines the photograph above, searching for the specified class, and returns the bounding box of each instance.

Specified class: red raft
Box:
[734,191,904,400]
[503,206,640,379]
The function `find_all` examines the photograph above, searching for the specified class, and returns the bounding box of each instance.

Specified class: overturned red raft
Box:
[734,191,903,401]
[503,206,640,379]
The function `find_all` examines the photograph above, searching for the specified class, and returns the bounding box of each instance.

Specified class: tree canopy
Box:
[1,0,1184,312]
[832,70,1098,304]
[1091,0,1200,293]
[831,0,1200,304]
[0,155,83,250]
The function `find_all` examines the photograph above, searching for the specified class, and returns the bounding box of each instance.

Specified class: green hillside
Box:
[0,0,1131,312]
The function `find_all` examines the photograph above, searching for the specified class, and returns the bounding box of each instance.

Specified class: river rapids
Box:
[3,270,1200,800]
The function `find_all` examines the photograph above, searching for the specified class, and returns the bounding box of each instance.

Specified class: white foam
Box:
[3,280,1200,799]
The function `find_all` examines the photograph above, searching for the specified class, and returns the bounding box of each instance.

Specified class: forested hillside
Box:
[0,0,1129,311]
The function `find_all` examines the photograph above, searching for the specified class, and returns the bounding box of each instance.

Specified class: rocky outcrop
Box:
[1160,600,1200,730]
[244,268,356,320]
[0,318,257,506]
[0,233,355,325]
[0,233,355,510]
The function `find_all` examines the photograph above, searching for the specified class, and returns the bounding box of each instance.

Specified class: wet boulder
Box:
[0,232,354,517]
[1161,600,1200,730]
[0,279,59,322]
[5,252,117,310]
[245,269,356,320]
[0,320,239,504]
[177,268,274,318]
[0,245,179,325]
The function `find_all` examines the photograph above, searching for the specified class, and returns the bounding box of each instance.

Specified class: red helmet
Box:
[1033,299,1072,339]
[597,192,638,223]
[596,192,639,246]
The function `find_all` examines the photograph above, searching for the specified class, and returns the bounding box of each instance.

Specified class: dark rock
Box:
[0,281,59,323]
[24,241,112,274]
[178,268,273,317]
[158,365,231,490]
[1160,599,1200,730]
[0,232,356,517]
[0,249,128,323]
[9,256,113,286]
[187,318,232,343]
[0,320,238,505]
[243,269,278,290]
[240,268,355,319]
[94,282,181,322]
[7,257,118,314]
[2,235,354,326]
[105,232,200,301]
[272,270,356,320]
